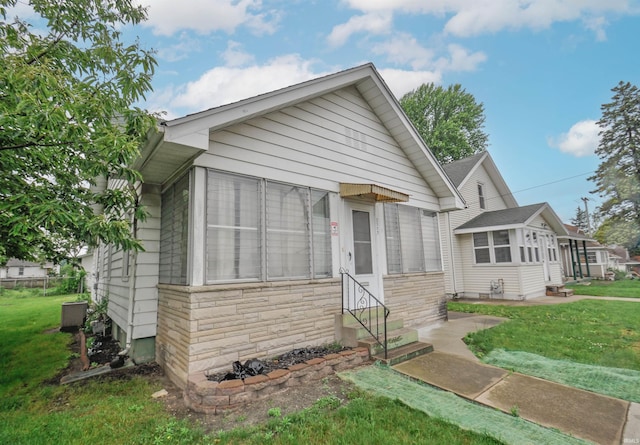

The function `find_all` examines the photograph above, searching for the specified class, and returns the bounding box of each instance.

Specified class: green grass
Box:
[565,279,640,298]
[448,300,640,371]
[0,289,502,445]
[0,292,75,400]
[215,392,504,445]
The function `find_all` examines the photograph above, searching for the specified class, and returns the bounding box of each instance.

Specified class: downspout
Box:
[447,211,458,296]
[121,189,140,358]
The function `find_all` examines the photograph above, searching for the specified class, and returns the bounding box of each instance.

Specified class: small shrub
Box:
[267,407,281,418]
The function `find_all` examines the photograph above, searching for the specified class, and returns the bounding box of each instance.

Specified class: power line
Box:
[508,171,594,196]
[468,170,595,208]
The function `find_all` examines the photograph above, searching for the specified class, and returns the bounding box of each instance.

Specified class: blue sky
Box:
[17,0,640,222]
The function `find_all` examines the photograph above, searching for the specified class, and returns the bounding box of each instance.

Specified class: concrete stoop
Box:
[545,284,574,297]
[337,313,434,366]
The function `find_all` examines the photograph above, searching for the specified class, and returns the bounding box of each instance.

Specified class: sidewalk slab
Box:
[623,403,640,444]
[393,351,508,399]
[475,373,628,445]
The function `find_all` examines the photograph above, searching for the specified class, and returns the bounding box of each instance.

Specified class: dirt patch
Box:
[50,332,364,434]
[165,371,360,434]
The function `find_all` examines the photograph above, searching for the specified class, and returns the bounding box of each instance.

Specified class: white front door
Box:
[343,201,383,309]
[539,233,552,282]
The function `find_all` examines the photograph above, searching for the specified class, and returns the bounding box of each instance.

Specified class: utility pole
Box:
[581,197,591,236]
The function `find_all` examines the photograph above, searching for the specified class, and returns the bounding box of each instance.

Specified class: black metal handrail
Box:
[340,269,389,359]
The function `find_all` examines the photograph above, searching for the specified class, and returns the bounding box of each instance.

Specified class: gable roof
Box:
[137,63,465,211]
[454,202,569,235]
[443,151,518,208]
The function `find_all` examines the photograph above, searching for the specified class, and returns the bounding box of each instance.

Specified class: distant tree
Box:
[589,81,640,251]
[400,83,489,164]
[0,0,157,264]
[570,206,589,233]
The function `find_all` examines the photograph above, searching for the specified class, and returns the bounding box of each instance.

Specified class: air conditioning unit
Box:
[61,301,88,332]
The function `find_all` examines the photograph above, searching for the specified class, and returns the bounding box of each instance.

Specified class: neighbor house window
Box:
[384,204,441,274]
[473,232,491,264]
[159,173,190,285]
[478,183,486,210]
[473,230,513,264]
[206,170,331,283]
[493,230,512,263]
[18,266,24,276]
[581,251,598,264]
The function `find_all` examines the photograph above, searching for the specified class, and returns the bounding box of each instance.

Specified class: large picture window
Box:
[206,170,331,282]
[384,204,441,274]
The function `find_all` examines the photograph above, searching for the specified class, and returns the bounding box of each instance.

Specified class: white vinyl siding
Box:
[159,173,190,285]
[384,203,441,274]
[198,86,440,211]
[206,170,331,283]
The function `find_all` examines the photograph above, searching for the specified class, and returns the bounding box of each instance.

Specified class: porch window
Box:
[206,172,261,281]
[266,182,310,279]
[206,170,331,282]
[473,230,513,264]
[473,232,491,264]
[384,204,441,274]
[159,173,190,285]
[493,230,512,263]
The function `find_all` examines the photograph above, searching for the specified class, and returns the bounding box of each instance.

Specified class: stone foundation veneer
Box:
[185,347,370,414]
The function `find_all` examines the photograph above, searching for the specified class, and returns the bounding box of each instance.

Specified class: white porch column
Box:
[189,167,206,286]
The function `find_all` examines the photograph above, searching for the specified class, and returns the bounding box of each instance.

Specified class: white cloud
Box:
[221,41,256,67]
[372,34,486,74]
[165,55,331,114]
[157,33,202,62]
[378,68,442,98]
[340,0,632,38]
[371,32,435,70]
[326,12,393,47]
[141,0,280,36]
[435,44,487,72]
[548,119,600,157]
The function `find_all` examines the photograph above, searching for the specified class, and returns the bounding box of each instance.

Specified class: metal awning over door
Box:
[339,183,409,202]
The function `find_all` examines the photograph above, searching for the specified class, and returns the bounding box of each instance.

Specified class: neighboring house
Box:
[79,250,96,295]
[1,258,56,279]
[439,151,570,300]
[557,225,597,280]
[93,63,465,388]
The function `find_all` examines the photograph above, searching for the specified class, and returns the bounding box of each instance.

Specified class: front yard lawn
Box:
[565,279,640,298]
[0,290,503,445]
[448,299,640,371]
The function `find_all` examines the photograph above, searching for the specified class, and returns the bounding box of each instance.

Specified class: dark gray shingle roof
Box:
[455,203,547,231]
[442,152,486,187]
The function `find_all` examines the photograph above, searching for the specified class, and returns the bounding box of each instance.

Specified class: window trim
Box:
[472,230,514,265]
[478,183,486,210]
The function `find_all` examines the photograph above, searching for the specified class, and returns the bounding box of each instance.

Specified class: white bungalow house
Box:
[92,63,465,388]
[439,151,571,300]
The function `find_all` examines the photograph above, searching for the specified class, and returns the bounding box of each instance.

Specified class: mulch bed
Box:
[207,345,352,382]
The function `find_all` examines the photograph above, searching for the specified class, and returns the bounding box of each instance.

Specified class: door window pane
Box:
[353,210,373,275]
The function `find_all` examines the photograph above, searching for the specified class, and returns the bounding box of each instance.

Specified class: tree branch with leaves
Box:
[0,0,158,264]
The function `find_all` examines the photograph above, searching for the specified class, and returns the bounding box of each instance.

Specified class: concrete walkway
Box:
[400,301,640,445]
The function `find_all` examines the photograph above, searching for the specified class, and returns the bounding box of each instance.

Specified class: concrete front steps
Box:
[546,284,574,297]
[336,311,433,366]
